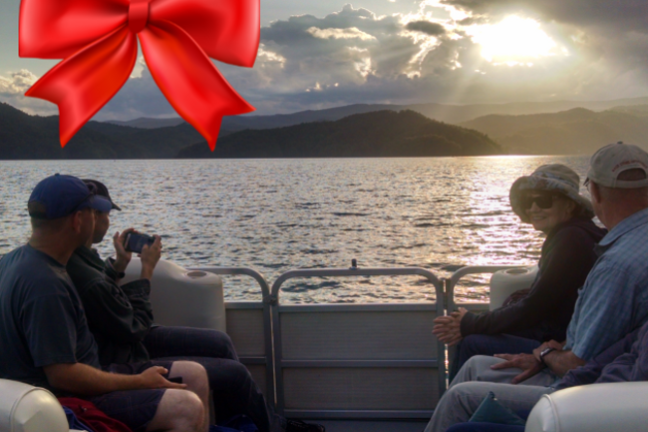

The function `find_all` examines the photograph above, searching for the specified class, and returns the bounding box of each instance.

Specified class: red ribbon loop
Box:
[19,0,259,149]
[129,0,149,34]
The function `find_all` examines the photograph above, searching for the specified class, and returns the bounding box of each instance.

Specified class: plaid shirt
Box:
[565,207,648,360]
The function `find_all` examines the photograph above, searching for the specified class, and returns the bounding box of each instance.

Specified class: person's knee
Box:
[464,355,497,369]
[210,330,238,359]
[445,382,484,408]
[174,390,204,423]
[170,361,209,395]
[149,389,204,432]
[458,354,490,377]
[460,335,490,356]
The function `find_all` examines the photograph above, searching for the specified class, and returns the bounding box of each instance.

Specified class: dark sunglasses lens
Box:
[522,194,554,209]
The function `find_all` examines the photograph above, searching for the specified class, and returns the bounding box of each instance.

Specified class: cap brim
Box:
[81,195,113,213]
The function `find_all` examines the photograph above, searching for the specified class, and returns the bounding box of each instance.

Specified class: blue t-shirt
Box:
[565,208,648,360]
[0,245,100,391]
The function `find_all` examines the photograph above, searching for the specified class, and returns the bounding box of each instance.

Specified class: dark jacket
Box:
[66,246,152,365]
[460,217,607,342]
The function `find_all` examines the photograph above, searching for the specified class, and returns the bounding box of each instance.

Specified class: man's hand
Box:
[112,228,135,274]
[137,366,187,390]
[140,235,162,280]
[491,353,544,384]
[432,307,468,346]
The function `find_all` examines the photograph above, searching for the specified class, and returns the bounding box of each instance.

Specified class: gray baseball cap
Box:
[586,142,648,188]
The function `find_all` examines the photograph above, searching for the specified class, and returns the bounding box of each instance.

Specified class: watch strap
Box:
[539,347,556,365]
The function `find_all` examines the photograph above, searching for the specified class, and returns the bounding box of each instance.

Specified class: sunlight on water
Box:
[0,155,592,303]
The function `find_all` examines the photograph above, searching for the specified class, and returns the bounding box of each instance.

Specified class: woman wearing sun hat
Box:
[433,164,607,379]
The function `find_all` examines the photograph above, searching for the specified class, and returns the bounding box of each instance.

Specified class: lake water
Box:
[0,155,593,303]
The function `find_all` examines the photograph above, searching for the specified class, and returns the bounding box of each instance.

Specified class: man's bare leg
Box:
[146,388,204,432]
[168,361,210,432]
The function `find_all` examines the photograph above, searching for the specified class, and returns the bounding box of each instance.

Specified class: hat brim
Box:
[79,195,113,214]
[510,176,594,223]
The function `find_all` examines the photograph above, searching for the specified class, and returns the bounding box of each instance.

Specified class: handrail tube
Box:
[271,267,443,302]
[188,266,276,405]
[270,266,445,416]
[446,265,523,312]
[191,267,271,301]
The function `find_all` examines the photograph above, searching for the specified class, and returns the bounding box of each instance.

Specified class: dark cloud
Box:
[405,21,446,36]
[3,2,648,120]
[440,0,648,33]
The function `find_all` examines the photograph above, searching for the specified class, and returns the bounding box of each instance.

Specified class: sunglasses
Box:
[520,193,556,210]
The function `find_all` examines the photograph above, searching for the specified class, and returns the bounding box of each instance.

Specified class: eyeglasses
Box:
[520,194,556,210]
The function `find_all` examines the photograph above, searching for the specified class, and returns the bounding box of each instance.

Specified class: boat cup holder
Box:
[505,268,528,275]
[186,270,208,278]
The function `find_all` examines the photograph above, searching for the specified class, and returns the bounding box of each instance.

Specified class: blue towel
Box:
[63,406,96,432]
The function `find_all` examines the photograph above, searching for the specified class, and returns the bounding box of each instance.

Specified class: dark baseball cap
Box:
[28,174,113,219]
[83,179,121,211]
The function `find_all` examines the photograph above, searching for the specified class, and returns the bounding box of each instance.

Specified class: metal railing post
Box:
[189,267,276,406]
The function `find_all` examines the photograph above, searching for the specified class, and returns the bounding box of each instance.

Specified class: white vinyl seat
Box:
[525,382,648,432]
[0,379,70,432]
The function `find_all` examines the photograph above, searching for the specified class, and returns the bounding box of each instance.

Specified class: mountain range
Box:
[3,95,648,159]
[106,96,648,132]
[0,103,501,159]
[177,110,502,158]
[461,107,648,154]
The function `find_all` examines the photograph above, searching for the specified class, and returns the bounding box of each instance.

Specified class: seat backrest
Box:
[121,258,226,331]
[525,382,648,432]
[0,379,68,432]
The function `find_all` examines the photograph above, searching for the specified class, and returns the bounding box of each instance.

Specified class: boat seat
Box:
[0,379,71,432]
[525,382,648,432]
[489,266,538,310]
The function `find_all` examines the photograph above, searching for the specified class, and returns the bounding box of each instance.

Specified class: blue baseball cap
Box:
[28,174,113,219]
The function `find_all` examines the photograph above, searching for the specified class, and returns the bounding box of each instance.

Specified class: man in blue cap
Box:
[0,174,211,432]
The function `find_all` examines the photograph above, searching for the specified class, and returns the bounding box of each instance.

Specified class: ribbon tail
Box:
[25,26,137,147]
[140,21,254,151]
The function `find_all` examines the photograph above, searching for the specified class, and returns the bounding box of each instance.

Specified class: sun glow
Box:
[468,16,560,63]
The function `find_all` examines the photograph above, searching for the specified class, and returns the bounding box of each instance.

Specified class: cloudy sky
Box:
[1,0,647,120]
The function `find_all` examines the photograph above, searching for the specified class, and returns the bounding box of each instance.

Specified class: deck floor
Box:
[313,420,427,432]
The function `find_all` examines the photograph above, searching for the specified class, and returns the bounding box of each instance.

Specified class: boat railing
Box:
[188,263,528,419]
[269,266,445,419]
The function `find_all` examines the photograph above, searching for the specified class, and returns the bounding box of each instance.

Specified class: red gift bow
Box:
[19,0,259,150]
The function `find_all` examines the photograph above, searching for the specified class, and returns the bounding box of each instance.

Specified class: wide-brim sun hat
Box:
[510,164,594,223]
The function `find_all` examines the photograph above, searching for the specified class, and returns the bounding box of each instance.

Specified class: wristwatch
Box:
[539,347,556,366]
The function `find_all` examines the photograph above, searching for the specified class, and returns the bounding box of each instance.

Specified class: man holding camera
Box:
[66,180,324,432]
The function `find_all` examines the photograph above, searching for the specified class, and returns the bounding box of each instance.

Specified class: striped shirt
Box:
[565,207,648,360]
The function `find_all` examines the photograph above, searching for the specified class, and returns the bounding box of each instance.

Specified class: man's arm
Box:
[540,348,586,377]
[44,363,185,396]
[77,276,153,343]
[555,328,641,390]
